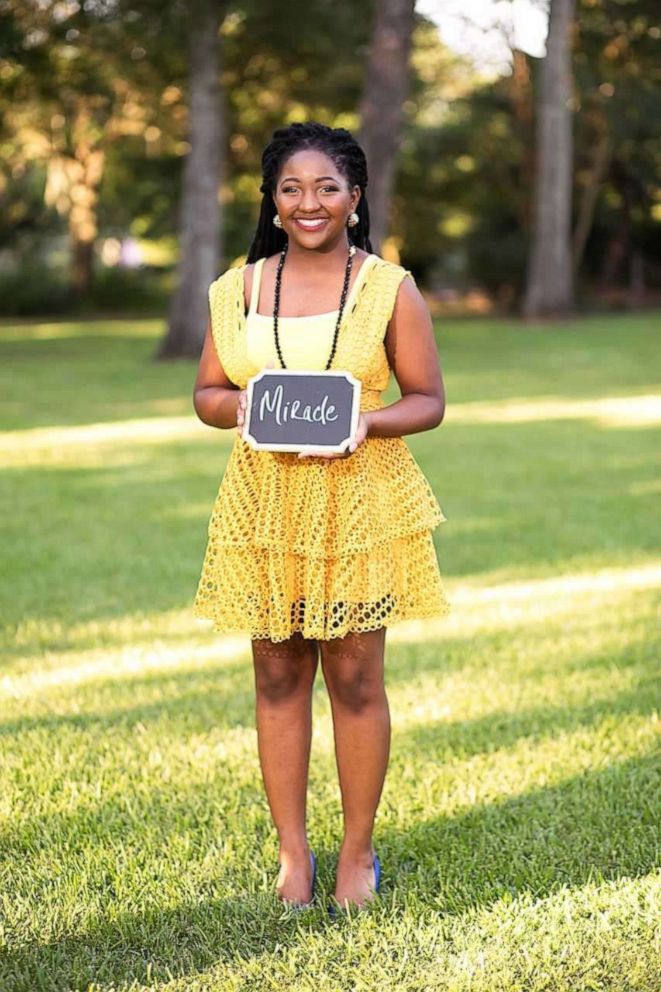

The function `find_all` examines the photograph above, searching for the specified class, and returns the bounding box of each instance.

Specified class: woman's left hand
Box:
[297,413,370,460]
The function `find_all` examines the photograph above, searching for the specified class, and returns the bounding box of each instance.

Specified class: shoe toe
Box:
[373,852,381,893]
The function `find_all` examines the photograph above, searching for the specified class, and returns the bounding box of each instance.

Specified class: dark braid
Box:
[246,122,373,264]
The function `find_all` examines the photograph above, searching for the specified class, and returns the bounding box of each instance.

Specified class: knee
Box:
[253,643,316,704]
[322,659,383,713]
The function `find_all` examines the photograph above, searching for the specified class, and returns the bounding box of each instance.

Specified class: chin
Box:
[289,230,340,249]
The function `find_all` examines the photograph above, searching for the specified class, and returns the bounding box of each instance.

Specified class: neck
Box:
[283,237,353,270]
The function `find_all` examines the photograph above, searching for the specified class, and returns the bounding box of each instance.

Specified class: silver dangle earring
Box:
[273,214,283,228]
[347,212,359,227]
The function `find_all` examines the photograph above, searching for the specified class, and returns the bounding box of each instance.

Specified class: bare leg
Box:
[252,631,318,904]
[319,627,390,908]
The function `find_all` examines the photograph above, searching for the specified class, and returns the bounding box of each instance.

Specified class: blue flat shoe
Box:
[328,851,381,919]
[278,849,317,910]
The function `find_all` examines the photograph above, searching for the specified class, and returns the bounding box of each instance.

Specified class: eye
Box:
[281,185,339,194]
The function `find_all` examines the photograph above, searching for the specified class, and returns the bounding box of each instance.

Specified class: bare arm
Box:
[365,276,445,438]
[192,316,241,429]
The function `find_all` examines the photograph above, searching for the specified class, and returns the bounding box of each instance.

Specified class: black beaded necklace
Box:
[273,241,357,370]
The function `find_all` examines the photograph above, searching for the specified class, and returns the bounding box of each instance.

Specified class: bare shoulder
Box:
[389,265,426,315]
[262,253,281,273]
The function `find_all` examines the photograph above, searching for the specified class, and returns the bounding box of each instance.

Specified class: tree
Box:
[157,0,225,359]
[358,0,416,255]
[523,0,576,318]
[0,0,183,296]
[573,0,661,298]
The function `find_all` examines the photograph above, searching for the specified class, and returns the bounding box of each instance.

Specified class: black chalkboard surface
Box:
[244,369,362,453]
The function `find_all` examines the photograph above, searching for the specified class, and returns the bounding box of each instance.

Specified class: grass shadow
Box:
[0,752,656,990]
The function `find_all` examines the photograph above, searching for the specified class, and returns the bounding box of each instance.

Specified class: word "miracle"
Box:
[258,384,339,426]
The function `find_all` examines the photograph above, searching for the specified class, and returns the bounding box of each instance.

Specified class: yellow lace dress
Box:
[192,251,451,642]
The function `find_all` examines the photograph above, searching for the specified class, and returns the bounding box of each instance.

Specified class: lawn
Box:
[0,311,659,991]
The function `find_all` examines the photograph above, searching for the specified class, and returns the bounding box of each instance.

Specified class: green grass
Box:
[0,312,659,991]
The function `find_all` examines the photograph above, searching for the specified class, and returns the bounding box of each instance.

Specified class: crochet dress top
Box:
[245,253,378,371]
[193,251,451,642]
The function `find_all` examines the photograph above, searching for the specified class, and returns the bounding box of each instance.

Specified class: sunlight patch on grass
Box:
[448,392,661,427]
[383,714,657,827]
[390,659,642,735]
[0,415,226,460]
[629,477,661,496]
[393,560,661,643]
[1,635,247,700]
[2,391,660,469]
[6,611,248,673]
[5,561,658,686]
[0,320,163,341]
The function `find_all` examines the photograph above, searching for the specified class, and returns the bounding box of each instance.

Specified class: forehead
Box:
[277,147,344,183]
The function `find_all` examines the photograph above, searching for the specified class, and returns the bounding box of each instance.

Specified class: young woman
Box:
[192,122,451,915]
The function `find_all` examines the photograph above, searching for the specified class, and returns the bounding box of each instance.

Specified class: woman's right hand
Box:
[235,389,248,438]
[236,360,275,438]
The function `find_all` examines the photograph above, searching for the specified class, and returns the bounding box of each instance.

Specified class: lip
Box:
[293,218,329,231]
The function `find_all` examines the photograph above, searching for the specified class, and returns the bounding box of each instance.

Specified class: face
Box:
[272,148,360,249]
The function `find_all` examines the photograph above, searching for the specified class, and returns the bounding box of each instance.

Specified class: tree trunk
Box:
[358,0,416,256]
[523,0,576,319]
[157,0,224,359]
[71,238,95,295]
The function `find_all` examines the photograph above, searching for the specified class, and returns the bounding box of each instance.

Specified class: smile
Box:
[294,218,329,231]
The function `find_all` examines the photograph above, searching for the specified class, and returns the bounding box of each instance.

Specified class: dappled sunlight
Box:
[394,874,659,983]
[1,631,248,700]
[391,560,661,644]
[6,562,659,688]
[388,643,645,735]
[629,478,661,496]
[2,391,659,471]
[386,712,655,821]
[0,416,233,466]
[449,392,661,428]
[7,609,248,674]
[0,321,163,342]
[4,563,657,746]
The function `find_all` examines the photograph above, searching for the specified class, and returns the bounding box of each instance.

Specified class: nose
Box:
[299,187,321,212]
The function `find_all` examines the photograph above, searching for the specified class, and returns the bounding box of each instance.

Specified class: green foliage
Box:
[0,263,73,316]
[0,0,659,313]
[0,264,171,317]
[83,265,171,313]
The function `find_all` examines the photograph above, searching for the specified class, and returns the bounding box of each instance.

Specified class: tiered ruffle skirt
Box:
[193,435,451,642]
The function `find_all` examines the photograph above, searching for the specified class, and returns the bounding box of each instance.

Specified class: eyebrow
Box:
[279,176,339,184]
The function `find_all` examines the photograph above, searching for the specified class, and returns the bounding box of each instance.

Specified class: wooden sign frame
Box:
[243,369,362,454]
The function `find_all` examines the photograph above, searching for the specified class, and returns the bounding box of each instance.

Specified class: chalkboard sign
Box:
[244,369,362,454]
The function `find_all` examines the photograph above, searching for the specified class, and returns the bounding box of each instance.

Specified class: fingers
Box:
[297,430,365,459]
[236,390,247,436]
[298,445,352,460]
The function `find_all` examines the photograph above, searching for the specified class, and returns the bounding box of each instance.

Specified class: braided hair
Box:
[246,122,373,263]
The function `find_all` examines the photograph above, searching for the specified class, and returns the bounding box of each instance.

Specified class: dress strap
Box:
[248,256,266,316]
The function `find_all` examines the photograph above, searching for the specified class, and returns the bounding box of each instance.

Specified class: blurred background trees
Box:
[0,0,659,343]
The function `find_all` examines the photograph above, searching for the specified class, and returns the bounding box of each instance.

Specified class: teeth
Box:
[297,219,326,228]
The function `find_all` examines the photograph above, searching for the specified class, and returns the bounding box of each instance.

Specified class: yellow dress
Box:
[192,251,451,642]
